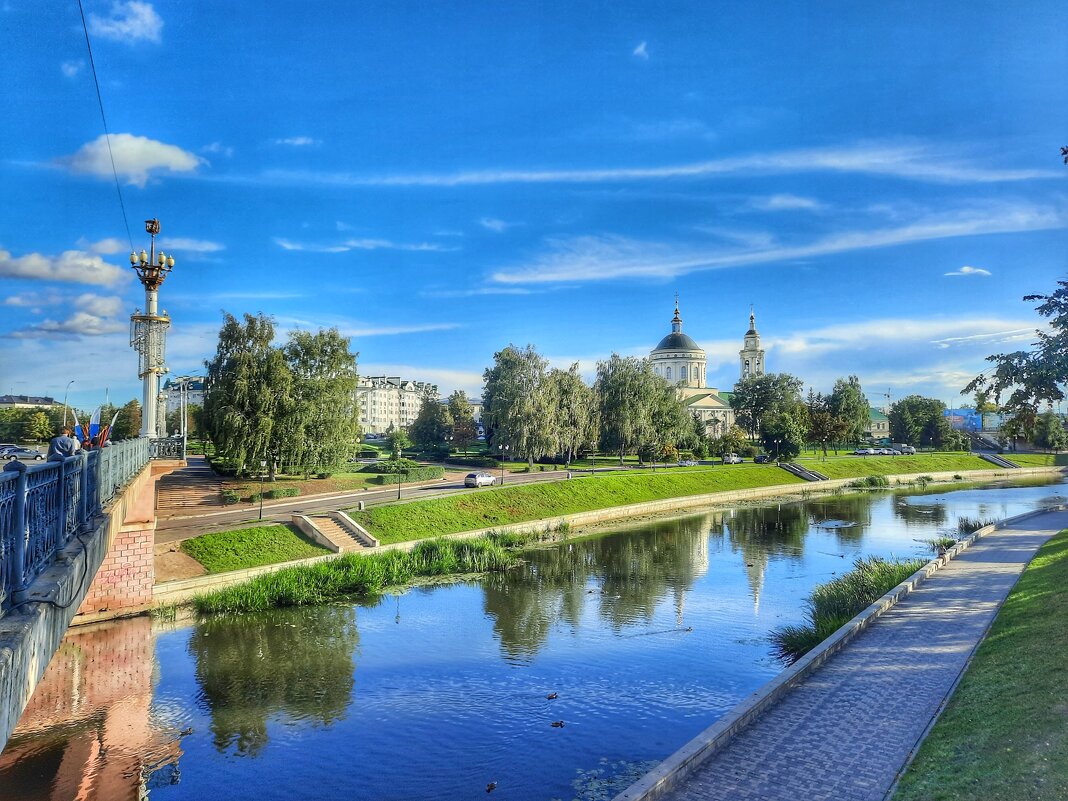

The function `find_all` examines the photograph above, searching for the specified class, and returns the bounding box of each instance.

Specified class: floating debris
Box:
[546,692,558,700]
[551,720,565,728]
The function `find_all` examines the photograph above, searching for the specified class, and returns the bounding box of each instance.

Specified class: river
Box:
[1,477,1063,801]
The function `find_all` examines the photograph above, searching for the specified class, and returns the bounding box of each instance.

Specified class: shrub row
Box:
[249,487,302,502]
[370,466,445,484]
[445,456,499,468]
[360,457,422,474]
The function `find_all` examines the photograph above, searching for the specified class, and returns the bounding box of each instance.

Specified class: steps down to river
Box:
[778,462,828,481]
[293,512,379,552]
[979,453,1019,469]
[155,455,222,517]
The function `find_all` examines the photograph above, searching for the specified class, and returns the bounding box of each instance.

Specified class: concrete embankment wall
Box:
[152,465,1065,605]
[0,463,155,753]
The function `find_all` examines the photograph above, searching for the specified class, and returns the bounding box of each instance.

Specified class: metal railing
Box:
[0,437,150,615]
[149,436,186,460]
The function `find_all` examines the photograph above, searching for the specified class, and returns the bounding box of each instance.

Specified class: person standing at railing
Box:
[47,427,79,461]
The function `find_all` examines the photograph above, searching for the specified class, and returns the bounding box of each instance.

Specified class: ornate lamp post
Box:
[129,219,175,438]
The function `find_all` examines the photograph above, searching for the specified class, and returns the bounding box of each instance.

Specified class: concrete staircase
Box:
[293,512,379,552]
[979,452,1018,469]
[155,455,223,517]
[779,462,829,481]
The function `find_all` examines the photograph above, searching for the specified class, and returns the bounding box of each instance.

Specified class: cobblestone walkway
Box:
[660,509,1068,801]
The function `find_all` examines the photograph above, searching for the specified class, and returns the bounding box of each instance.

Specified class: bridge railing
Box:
[1,437,151,616]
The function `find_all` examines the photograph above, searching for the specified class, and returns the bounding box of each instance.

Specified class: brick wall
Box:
[76,522,155,616]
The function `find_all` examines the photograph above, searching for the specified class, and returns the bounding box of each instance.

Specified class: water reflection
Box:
[191,605,359,756]
[0,617,181,801]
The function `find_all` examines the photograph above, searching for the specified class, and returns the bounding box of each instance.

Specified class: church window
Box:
[681,366,687,380]
[666,367,672,380]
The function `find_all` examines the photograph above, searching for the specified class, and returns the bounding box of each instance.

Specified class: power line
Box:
[76,0,134,251]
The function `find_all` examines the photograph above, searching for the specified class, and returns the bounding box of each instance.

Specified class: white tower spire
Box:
[129,219,175,438]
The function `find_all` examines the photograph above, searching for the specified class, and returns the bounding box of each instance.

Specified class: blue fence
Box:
[0,437,150,615]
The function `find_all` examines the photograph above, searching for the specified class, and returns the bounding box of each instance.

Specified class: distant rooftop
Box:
[0,394,55,406]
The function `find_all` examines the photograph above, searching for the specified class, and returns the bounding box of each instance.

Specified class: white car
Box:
[464,471,496,488]
[722,453,743,464]
[853,448,876,456]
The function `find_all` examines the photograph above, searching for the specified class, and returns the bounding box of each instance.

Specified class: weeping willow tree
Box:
[203,312,294,477]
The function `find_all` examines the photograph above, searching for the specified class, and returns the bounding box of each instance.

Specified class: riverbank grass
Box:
[1006,453,1068,468]
[893,530,1068,801]
[798,453,992,479]
[348,466,805,544]
[180,524,331,573]
[771,556,927,663]
[192,535,519,614]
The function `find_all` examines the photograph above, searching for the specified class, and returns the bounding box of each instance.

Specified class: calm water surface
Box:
[2,478,1064,801]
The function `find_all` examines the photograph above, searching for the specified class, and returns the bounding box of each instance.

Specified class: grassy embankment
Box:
[1007,453,1068,468]
[347,465,807,544]
[894,530,1068,801]
[771,556,928,663]
[180,525,331,573]
[192,534,526,615]
[799,453,992,479]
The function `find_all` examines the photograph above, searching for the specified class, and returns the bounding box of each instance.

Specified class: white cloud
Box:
[492,202,1067,284]
[272,136,321,147]
[0,248,126,286]
[750,194,826,212]
[88,1,163,44]
[8,295,126,339]
[63,133,204,187]
[77,237,126,255]
[340,322,462,337]
[158,237,225,254]
[628,118,716,141]
[274,236,455,253]
[3,291,62,308]
[633,41,649,60]
[61,60,83,78]
[420,287,540,298]
[201,142,234,157]
[258,142,1057,188]
[944,265,992,277]
[477,217,514,233]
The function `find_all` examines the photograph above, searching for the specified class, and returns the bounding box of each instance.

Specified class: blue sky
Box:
[1,0,1066,411]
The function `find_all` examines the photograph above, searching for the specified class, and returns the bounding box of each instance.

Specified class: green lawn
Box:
[797,453,993,479]
[1007,453,1068,468]
[893,530,1068,801]
[348,466,806,544]
[180,524,332,573]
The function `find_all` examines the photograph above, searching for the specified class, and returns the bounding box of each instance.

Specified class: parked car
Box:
[754,454,774,464]
[464,471,496,488]
[677,460,698,467]
[853,448,876,456]
[893,444,916,455]
[5,447,44,461]
[722,453,743,464]
[0,444,18,455]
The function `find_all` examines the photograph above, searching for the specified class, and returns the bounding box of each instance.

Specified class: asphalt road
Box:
[153,466,609,544]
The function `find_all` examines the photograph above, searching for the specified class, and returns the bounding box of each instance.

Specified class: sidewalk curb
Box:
[609,504,1065,801]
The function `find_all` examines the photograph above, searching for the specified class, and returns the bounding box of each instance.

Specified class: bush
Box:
[221,489,240,505]
[360,458,421,474]
[444,456,499,468]
[316,472,332,479]
[848,475,891,489]
[738,444,759,458]
[370,466,445,485]
[266,487,300,499]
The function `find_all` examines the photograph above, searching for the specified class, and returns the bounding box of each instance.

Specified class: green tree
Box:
[284,328,361,473]
[26,411,52,442]
[1034,410,1068,451]
[759,399,808,460]
[644,377,692,464]
[729,373,805,440]
[386,428,412,458]
[446,390,478,457]
[409,387,452,450]
[482,344,556,467]
[595,354,657,464]
[203,312,295,477]
[806,391,849,458]
[712,425,748,458]
[111,399,142,440]
[548,364,597,467]
[888,395,950,447]
[827,376,869,444]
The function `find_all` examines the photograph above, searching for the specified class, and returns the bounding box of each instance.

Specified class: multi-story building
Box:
[162,377,206,413]
[0,394,55,410]
[356,376,438,434]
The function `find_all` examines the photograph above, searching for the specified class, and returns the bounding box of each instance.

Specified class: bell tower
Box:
[739,307,765,380]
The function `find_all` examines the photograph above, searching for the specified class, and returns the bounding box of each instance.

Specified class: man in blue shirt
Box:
[47,427,79,461]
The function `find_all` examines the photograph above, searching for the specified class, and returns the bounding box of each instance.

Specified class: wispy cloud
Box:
[274,237,456,253]
[159,237,225,254]
[340,322,462,337]
[750,194,826,212]
[61,133,204,187]
[201,142,234,157]
[61,60,83,78]
[76,237,127,255]
[272,136,321,147]
[7,294,125,339]
[0,248,127,286]
[944,265,991,277]
[632,41,649,60]
[420,287,540,298]
[88,1,163,44]
[255,142,1057,188]
[3,290,62,308]
[477,217,515,233]
[492,202,1067,284]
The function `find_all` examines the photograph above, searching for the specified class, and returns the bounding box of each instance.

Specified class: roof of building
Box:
[869,408,889,422]
[653,331,703,352]
[0,394,55,406]
[681,390,730,409]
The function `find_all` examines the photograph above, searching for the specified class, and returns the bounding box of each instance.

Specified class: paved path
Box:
[658,508,1068,801]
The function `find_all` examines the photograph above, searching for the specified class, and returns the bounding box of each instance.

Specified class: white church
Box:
[649,299,767,435]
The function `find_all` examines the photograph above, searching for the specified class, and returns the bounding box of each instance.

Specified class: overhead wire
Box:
[75,0,134,251]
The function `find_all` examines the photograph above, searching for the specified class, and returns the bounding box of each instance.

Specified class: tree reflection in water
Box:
[190,605,359,756]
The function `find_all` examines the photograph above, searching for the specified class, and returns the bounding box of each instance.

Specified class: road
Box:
[153,465,618,544]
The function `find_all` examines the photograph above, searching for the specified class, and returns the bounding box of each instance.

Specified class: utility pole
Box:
[129,219,175,438]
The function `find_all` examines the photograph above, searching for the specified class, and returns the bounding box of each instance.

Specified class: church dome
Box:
[654,331,701,351]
